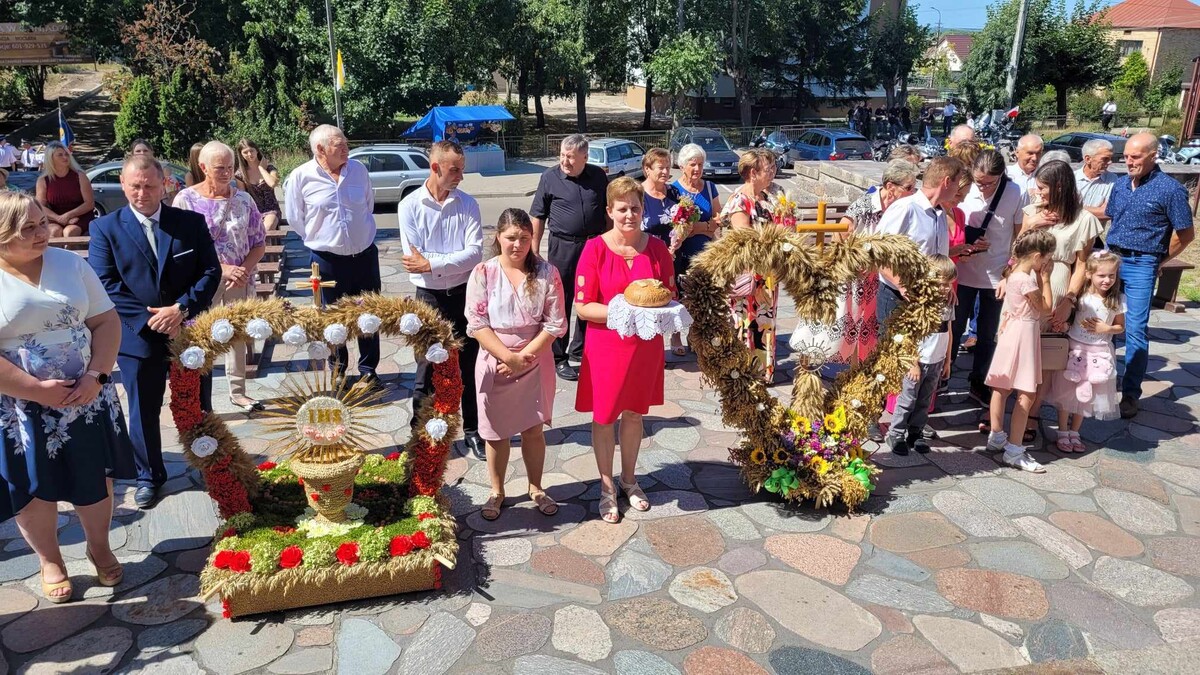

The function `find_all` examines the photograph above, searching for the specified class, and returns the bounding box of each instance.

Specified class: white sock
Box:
[1003,442,1026,457]
[988,430,1008,447]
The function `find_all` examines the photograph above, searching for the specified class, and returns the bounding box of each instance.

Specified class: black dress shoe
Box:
[134,486,158,509]
[464,433,486,460]
[1119,395,1138,419]
[911,438,932,454]
[555,363,578,381]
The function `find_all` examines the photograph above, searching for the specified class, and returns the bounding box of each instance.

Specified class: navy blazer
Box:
[88,204,222,358]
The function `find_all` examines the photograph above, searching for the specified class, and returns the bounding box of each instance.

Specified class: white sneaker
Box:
[1002,450,1046,473]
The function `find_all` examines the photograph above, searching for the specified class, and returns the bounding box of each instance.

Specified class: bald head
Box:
[1014,134,1044,176]
[948,124,975,148]
[1125,132,1159,180]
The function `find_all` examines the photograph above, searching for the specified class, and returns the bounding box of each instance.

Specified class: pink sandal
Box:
[1069,433,1086,453]
[1056,433,1075,453]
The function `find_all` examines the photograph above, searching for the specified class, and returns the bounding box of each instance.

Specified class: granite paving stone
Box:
[767,646,872,675]
[1153,607,1200,643]
[740,570,882,650]
[682,646,768,675]
[606,550,673,600]
[903,546,971,570]
[1147,536,1200,577]
[473,536,533,567]
[870,635,956,675]
[559,518,637,556]
[613,650,682,675]
[714,607,775,654]
[1048,511,1145,557]
[112,574,201,626]
[979,613,1024,642]
[0,550,39,583]
[397,611,475,675]
[704,509,759,540]
[913,615,1029,671]
[1176,494,1200,536]
[1091,556,1194,607]
[1146,461,1200,492]
[740,501,830,532]
[474,612,552,662]
[828,513,870,542]
[868,512,967,553]
[764,533,862,585]
[137,619,207,654]
[552,605,611,662]
[18,625,132,675]
[267,648,333,675]
[965,541,1071,580]
[692,465,755,501]
[622,490,709,521]
[923,447,1002,476]
[1047,493,1099,512]
[379,605,429,635]
[603,597,708,651]
[117,652,205,674]
[486,568,603,607]
[1025,619,1091,663]
[1013,516,1094,569]
[931,490,1021,538]
[465,602,492,626]
[125,490,219,553]
[644,516,725,565]
[530,546,606,585]
[512,655,608,675]
[935,568,1049,620]
[1049,582,1164,649]
[56,520,127,560]
[715,546,766,575]
[294,626,334,647]
[0,587,37,627]
[667,567,737,613]
[866,493,935,514]
[864,604,914,634]
[466,502,586,536]
[865,549,931,582]
[1098,459,1172,504]
[845,573,955,613]
[959,476,1048,515]
[2,599,108,653]
[193,619,294,675]
[23,553,169,600]
[1007,462,1098,494]
[1095,487,1178,535]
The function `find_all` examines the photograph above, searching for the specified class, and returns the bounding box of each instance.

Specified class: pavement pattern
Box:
[2,231,1200,674]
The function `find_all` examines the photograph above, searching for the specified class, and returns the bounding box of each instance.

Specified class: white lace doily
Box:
[607,295,694,340]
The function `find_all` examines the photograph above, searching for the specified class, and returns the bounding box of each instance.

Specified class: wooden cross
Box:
[290,262,337,309]
[793,201,849,249]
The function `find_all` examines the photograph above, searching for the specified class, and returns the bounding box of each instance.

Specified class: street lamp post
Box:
[325,0,343,130]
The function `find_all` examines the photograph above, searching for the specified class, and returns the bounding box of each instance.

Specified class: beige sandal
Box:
[40,571,72,604]
[619,478,650,512]
[528,489,559,516]
[599,485,620,523]
[87,550,123,587]
[480,493,504,521]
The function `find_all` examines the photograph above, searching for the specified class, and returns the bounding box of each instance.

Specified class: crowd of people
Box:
[0,120,1194,603]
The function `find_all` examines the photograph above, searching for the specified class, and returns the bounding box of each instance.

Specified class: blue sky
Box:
[913,0,1122,32]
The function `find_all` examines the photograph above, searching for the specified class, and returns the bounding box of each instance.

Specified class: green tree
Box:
[114,76,162,150]
[158,68,218,160]
[866,4,933,107]
[646,32,720,127]
[630,0,679,129]
[1144,58,1185,117]
[1112,51,1150,98]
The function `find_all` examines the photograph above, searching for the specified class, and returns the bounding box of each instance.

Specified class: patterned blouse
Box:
[173,186,266,267]
[845,190,884,235]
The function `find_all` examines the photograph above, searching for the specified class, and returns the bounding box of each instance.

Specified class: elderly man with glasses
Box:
[1075,138,1117,221]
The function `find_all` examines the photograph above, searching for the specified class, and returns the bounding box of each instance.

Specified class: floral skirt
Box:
[730,275,779,382]
[0,386,136,521]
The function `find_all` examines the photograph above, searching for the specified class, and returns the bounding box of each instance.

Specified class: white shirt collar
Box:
[914,189,939,214]
[419,182,459,209]
[131,205,162,227]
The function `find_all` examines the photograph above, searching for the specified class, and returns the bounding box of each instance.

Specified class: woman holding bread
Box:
[575,177,676,523]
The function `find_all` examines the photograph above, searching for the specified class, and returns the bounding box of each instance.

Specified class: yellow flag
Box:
[336,50,345,90]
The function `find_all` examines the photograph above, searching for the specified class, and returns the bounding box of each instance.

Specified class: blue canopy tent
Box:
[402,105,515,142]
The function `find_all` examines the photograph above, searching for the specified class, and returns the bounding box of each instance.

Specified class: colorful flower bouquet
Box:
[749,406,875,505]
[668,196,700,255]
[768,190,799,228]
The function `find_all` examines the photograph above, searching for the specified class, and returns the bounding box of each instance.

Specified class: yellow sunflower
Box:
[772,449,790,465]
[789,412,812,435]
[750,448,767,465]
[809,456,831,475]
[823,407,847,434]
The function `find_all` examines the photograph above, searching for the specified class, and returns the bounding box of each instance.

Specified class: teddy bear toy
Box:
[1062,348,1114,402]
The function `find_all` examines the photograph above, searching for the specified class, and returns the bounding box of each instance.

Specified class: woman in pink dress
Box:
[465,209,567,521]
[575,177,676,523]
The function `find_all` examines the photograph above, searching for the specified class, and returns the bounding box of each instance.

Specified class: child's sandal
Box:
[1069,432,1086,453]
[1056,434,1075,453]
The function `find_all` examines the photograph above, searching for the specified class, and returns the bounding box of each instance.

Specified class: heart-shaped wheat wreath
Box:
[682,224,944,510]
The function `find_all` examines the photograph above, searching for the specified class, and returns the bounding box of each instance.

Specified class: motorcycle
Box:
[1177,138,1200,165]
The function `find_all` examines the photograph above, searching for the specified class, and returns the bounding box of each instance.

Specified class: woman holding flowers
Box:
[670,143,723,275]
[720,148,782,382]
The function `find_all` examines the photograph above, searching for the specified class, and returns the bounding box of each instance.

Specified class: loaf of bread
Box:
[623,279,672,308]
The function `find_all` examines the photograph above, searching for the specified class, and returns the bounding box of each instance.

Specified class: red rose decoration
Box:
[418,512,435,521]
[272,525,296,534]
[386,451,401,461]
[336,542,360,565]
[389,535,414,556]
[279,545,303,569]
[433,565,443,590]
[257,461,277,471]
[213,550,235,569]
[411,531,431,549]
[222,527,237,538]
[297,477,304,486]
[222,598,232,619]
[321,484,331,492]
[228,550,252,573]
[310,493,321,501]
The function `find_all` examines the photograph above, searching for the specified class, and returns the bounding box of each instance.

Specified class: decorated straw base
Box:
[222,558,440,618]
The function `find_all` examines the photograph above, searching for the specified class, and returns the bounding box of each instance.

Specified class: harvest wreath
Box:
[682,224,944,510]
[168,295,463,617]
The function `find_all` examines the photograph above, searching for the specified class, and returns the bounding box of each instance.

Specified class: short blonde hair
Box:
[0,191,38,247]
[607,175,644,207]
[738,148,775,181]
[642,147,671,173]
[922,156,966,189]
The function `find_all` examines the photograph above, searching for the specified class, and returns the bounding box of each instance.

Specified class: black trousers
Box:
[547,234,589,365]
[950,284,1002,384]
[414,284,479,435]
[118,351,210,488]
[309,245,382,376]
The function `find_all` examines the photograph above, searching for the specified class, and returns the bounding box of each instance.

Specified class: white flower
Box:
[191,435,218,458]
[711,337,721,347]
[658,212,673,225]
[756,403,766,411]
[893,334,905,344]
[851,398,862,408]
[875,374,886,383]
[863,243,873,252]
[180,346,206,370]
[323,323,348,345]
[730,369,741,379]
[343,503,368,520]
[245,318,272,340]
[308,341,332,361]
[283,325,307,346]
[357,313,382,335]
[425,418,449,441]
[399,313,423,335]
[782,242,795,253]
[209,319,235,344]
[425,343,449,364]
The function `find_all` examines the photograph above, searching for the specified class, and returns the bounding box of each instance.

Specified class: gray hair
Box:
[198,141,235,168]
[1039,150,1072,167]
[881,159,919,187]
[888,144,922,164]
[40,140,83,179]
[309,124,345,156]
[949,124,975,144]
[1081,138,1113,158]
[677,143,706,167]
[1017,134,1044,152]
[560,134,588,155]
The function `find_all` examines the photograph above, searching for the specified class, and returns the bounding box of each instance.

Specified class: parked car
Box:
[87,160,189,219]
[668,127,741,178]
[586,138,646,179]
[1043,132,1126,163]
[790,128,873,161]
[347,144,431,203]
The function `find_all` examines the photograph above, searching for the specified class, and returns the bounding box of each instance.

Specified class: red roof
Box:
[942,34,973,60]
[1103,0,1200,29]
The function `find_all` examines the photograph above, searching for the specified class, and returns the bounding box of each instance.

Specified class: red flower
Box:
[411,531,431,549]
[279,545,303,569]
[321,484,331,492]
[168,363,205,433]
[336,542,359,565]
[297,477,304,486]
[344,488,352,496]
[389,535,414,556]
[213,550,235,569]
[257,461,277,471]
[202,455,253,518]
[222,527,237,538]
[310,493,321,501]
[386,451,401,461]
[433,565,443,590]
[228,550,252,573]
[221,598,232,619]
[418,512,435,521]
[272,525,296,534]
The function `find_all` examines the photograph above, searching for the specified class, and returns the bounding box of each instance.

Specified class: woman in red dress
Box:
[35,141,94,238]
[575,177,676,523]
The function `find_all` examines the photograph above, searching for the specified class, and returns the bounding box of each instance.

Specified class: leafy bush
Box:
[459,90,499,107]
[158,68,218,160]
[1070,92,1104,122]
[0,69,24,109]
[102,69,135,106]
[907,94,924,115]
[114,76,162,151]
[1020,86,1059,120]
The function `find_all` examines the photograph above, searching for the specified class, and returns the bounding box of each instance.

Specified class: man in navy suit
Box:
[89,155,221,508]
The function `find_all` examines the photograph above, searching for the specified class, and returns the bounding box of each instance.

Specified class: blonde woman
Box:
[35,141,94,237]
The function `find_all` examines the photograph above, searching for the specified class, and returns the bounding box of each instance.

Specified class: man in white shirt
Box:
[942,101,957,136]
[0,137,15,171]
[1101,99,1117,131]
[18,140,36,171]
[283,124,381,385]
[1075,138,1116,220]
[397,140,485,458]
[1006,134,1043,196]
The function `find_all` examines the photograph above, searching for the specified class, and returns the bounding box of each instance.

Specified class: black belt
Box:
[1108,245,1161,259]
[549,231,595,242]
[311,243,376,260]
[937,321,949,332]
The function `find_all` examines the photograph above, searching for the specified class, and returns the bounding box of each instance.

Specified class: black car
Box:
[1043,132,1126,163]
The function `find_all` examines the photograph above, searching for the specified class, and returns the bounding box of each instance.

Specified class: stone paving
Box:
[3,230,1200,674]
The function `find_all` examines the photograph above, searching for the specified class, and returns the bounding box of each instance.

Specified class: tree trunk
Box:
[533,57,546,129]
[19,66,47,106]
[642,75,653,130]
[534,95,545,129]
[576,76,588,132]
[1055,84,1068,129]
[517,66,529,114]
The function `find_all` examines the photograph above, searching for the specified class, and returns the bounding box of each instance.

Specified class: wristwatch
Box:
[85,370,110,385]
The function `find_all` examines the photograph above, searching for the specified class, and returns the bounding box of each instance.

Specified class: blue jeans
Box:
[877,282,904,326]
[1117,251,1160,399]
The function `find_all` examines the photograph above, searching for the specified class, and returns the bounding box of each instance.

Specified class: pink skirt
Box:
[985,317,1042,394]
[1049,340,1120,421]
[475,326,556,441]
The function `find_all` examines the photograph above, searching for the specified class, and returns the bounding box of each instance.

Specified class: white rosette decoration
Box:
[357,313,382,335]
[425,342,449,364]
[323,323,349,345]
[308,341,332,361]
[180,346,207,370]
[191,435,218,458]
[282,325,307,346]
[425,417,448,442]
[245,318,272,341]
[399,313,423,335]
[209,319,235,344]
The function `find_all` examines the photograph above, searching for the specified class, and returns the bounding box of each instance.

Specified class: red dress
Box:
[43,169,93,234]
[575,235,676,425]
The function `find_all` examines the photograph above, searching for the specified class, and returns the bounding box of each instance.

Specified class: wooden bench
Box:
[256,261,281,285]
[1154,258,1195,313]
[262,245,286,263]
[50,235,90,250]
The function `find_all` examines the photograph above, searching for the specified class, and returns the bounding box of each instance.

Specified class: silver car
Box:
[668,127,741,179]
[348,144,431,203]
[87,160,188,218]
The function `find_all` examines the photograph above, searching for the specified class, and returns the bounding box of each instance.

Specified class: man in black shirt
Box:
[530,134,609,381]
